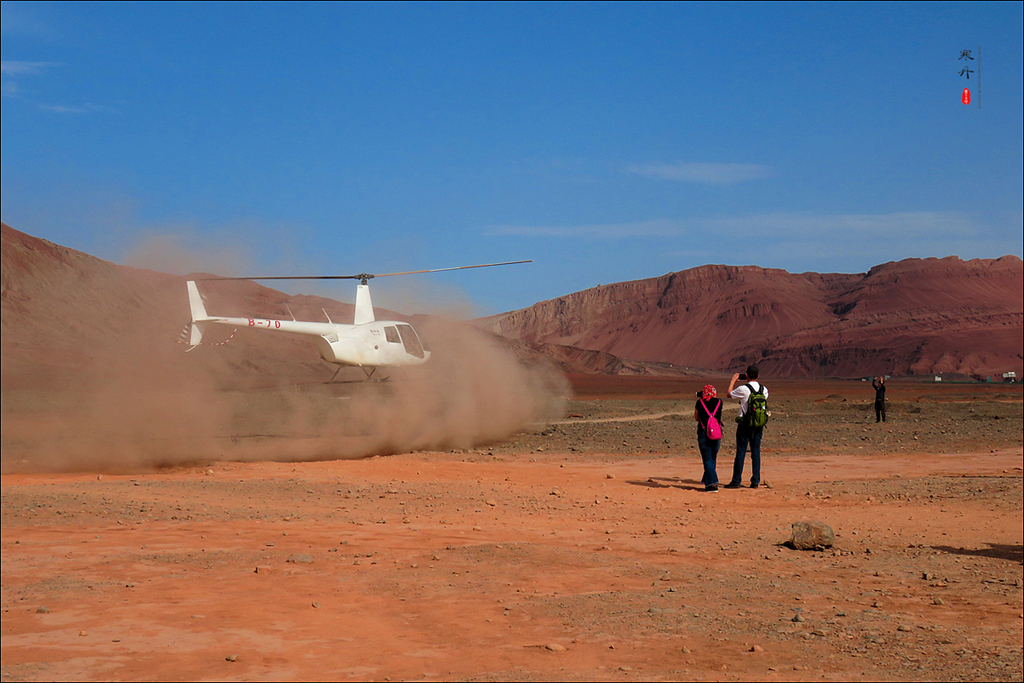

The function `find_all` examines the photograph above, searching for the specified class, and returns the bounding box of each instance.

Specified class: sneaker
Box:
[723,483,742,489]
[705,485,719,492]
[749,483,760,489]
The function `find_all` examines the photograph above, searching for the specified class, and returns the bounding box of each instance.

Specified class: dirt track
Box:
[2,378,1022,682]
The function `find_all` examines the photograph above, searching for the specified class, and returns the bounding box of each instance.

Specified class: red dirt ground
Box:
[3,377,1021,682]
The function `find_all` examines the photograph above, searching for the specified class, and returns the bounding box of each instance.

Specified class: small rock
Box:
[790,521,835,550]
[898,624,912,632]
[36,606,49,614]
[605,474,615,479]
[933,597,944,605]
[545,643,566,652]
[286,554,314,564]
[750,644,764,652]
[312,601,320,608]
[792,613,805,623]
[225,654,238,662]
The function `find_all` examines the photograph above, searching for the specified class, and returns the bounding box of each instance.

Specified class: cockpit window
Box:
[396,324,425,358]
[384,326,401,344]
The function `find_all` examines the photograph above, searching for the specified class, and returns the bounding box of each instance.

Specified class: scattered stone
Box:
[312,601,320,608]
[225,654,238,662]
[254,565,273,574]
[792,613,805,622]
[36,606,49,614]
[933,597,944,605]
[898,625,912,632]
[750,644,764,652]
[485,500,497,507]
[790,521,835,550]
[286,554,314,564]
[545,643,566,652]
[605,474,615,479]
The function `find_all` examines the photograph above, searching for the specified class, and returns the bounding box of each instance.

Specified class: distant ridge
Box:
[486,258,1023,379]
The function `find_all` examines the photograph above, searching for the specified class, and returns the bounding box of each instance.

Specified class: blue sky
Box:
[3,2,1022,315]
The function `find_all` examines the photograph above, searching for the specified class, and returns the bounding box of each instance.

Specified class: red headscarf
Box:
[702,385,717,400]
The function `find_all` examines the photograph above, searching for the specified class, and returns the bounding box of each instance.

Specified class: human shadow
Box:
[930,543,1023,564]
[627,476,706,491]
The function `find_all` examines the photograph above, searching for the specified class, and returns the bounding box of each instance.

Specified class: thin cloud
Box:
[490,211,978,241]
[627,161,775,185]
[486,219,684,238]
[1,61,58,75]
[37,102,117,114]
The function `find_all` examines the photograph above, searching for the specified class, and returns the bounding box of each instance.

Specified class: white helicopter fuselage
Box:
[186,281,430,368]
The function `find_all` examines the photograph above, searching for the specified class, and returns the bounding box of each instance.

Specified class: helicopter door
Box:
[396,324,425,359]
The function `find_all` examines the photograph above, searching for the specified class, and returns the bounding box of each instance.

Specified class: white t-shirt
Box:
[730,381,768,418]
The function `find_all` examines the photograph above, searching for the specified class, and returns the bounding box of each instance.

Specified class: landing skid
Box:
[327,365,390,383]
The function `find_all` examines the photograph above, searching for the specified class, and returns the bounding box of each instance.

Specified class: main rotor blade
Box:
[194,260,532,282]
[194,275,363,281]
[374,260,533,278]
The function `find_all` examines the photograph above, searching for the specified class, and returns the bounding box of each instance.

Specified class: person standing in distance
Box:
[693,384,724,492]
[724,365,768,489]
[872,376,886,423]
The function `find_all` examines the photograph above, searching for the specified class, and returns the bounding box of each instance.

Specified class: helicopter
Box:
[183,261,530,380]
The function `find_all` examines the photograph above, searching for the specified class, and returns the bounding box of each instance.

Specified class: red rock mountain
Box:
[4,223,1021,381]
[487,258,1023,379]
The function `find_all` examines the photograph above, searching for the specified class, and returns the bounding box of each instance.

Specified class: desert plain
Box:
[2,374,1022,682]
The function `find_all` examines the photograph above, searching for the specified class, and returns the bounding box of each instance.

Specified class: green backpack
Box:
[745,383,769,428]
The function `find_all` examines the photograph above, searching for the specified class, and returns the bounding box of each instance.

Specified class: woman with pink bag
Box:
[693,384,724,492]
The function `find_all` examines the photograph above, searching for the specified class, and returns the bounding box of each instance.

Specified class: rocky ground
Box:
[2,378,1022,682]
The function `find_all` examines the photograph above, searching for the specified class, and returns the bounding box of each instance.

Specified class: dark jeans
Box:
[875,399,886,422]
[730,424,762,486]
[697,431,720,489]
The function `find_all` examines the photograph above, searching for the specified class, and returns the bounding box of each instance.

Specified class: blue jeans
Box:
[697,431,720,489]
[730,424,763,486]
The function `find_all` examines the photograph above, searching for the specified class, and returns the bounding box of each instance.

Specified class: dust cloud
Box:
[1,310,569,474]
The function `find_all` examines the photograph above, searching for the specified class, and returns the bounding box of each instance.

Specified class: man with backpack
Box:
[724,365,769,489]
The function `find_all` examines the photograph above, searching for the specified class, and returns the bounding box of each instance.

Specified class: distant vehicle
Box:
[1004,371,1018,383]
[183,261,530,380]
